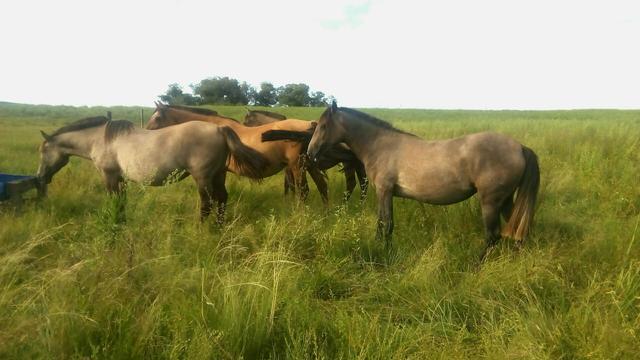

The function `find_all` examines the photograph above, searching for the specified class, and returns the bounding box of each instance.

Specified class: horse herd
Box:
[37,101,539,258]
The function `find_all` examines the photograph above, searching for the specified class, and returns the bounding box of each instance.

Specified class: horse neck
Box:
[55,126,105,159]
[256,115,279,124]
[338,114,391,163]
[166,109,206,124]
[211,115,240,129]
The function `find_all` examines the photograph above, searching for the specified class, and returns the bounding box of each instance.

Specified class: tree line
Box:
[159,77,333,107]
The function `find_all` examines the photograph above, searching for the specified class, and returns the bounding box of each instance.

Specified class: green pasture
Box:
[1,102,639,359]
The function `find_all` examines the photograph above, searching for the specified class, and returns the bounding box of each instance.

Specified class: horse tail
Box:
[261,129,313,143]
[218,126,267,180]
[503,146,540,241]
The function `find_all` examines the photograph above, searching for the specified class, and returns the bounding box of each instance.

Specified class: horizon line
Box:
[1,100,639,112]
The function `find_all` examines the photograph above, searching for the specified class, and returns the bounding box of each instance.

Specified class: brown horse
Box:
[243,109,287,126]
[248,109,369,201]
[304,101,540,259]
[243,109,295,195]
[146,103,329,204]
[37,116,268,224]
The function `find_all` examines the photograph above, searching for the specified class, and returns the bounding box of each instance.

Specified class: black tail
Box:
[261,129,313,143]
[219,126,268,180]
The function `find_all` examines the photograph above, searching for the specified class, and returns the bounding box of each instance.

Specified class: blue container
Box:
[0,174,38,201]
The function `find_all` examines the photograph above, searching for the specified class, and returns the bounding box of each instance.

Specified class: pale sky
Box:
[1,0,639,109]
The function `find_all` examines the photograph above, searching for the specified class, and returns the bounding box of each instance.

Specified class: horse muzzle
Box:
[307,141,325,163]
[306,149,319,164]
[37,167,53,185]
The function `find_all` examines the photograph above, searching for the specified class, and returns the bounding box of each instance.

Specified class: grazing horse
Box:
[146,103,329,204]
[37,116,268,223]
[248,109,369,201]
[305,101,540,259]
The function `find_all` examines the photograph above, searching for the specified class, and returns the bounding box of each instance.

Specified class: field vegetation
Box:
[1,102,639,358]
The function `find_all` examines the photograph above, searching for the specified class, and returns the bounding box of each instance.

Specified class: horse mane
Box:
[167,105,218,116]
[250,110,287,120]
[105,120,135,143]
[51,116,109,137]
[167,105,239,122]
[333,107,414,136]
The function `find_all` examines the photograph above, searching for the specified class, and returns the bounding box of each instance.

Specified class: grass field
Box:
[1,101,639,359]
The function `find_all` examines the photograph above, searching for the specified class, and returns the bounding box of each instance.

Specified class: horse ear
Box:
[40,130,52,141]
[245,107,251,114]
[330,100,338,114]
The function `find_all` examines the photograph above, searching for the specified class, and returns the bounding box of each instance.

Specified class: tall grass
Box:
[1,102,639,358]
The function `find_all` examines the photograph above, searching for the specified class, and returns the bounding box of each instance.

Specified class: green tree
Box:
[241,82,257,105]
[158,83,200,105]
[254,82,278,106]
[193,77,252,105]
[309,91,328,107]
[277,83,311,107]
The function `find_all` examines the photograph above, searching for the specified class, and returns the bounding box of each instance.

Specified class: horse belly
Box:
[119,154,183,186]
[121,163,179,185]
[226,152,284,178]
[394,184,476,205]
[228,162,282,178]
[394,168,476,205]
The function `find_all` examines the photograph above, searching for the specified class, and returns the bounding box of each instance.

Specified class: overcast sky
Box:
[1,0,638,109]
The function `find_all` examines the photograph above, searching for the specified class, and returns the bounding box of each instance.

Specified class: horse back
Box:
[382,131,524,204]
[112,122,228,184]
[271,119,315,132]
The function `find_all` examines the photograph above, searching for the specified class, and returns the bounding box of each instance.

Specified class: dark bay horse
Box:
[147,103,329,204]
[248,109,369,201]
[305,102,540,258]
[37,116,268,223]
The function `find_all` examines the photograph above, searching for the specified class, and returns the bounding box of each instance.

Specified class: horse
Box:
[146,103,329,204]
[242,109,295,195]
[37,116,268,224]
[291,101,539,259]
[247,109,369,201]
[243,109,287,126]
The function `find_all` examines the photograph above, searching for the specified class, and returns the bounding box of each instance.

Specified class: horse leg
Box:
[194,177,214,221]
[355,162,368,202]
[210,172,228,227]
[102,170,126,222]
[376,186,394,250]
[284,168,295,196]
[343,164,356,202]
[479,196,503,262]
[290,157,309,202]
[103,169,123,194]
[308,166,329,205]
[500,195,514,222]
